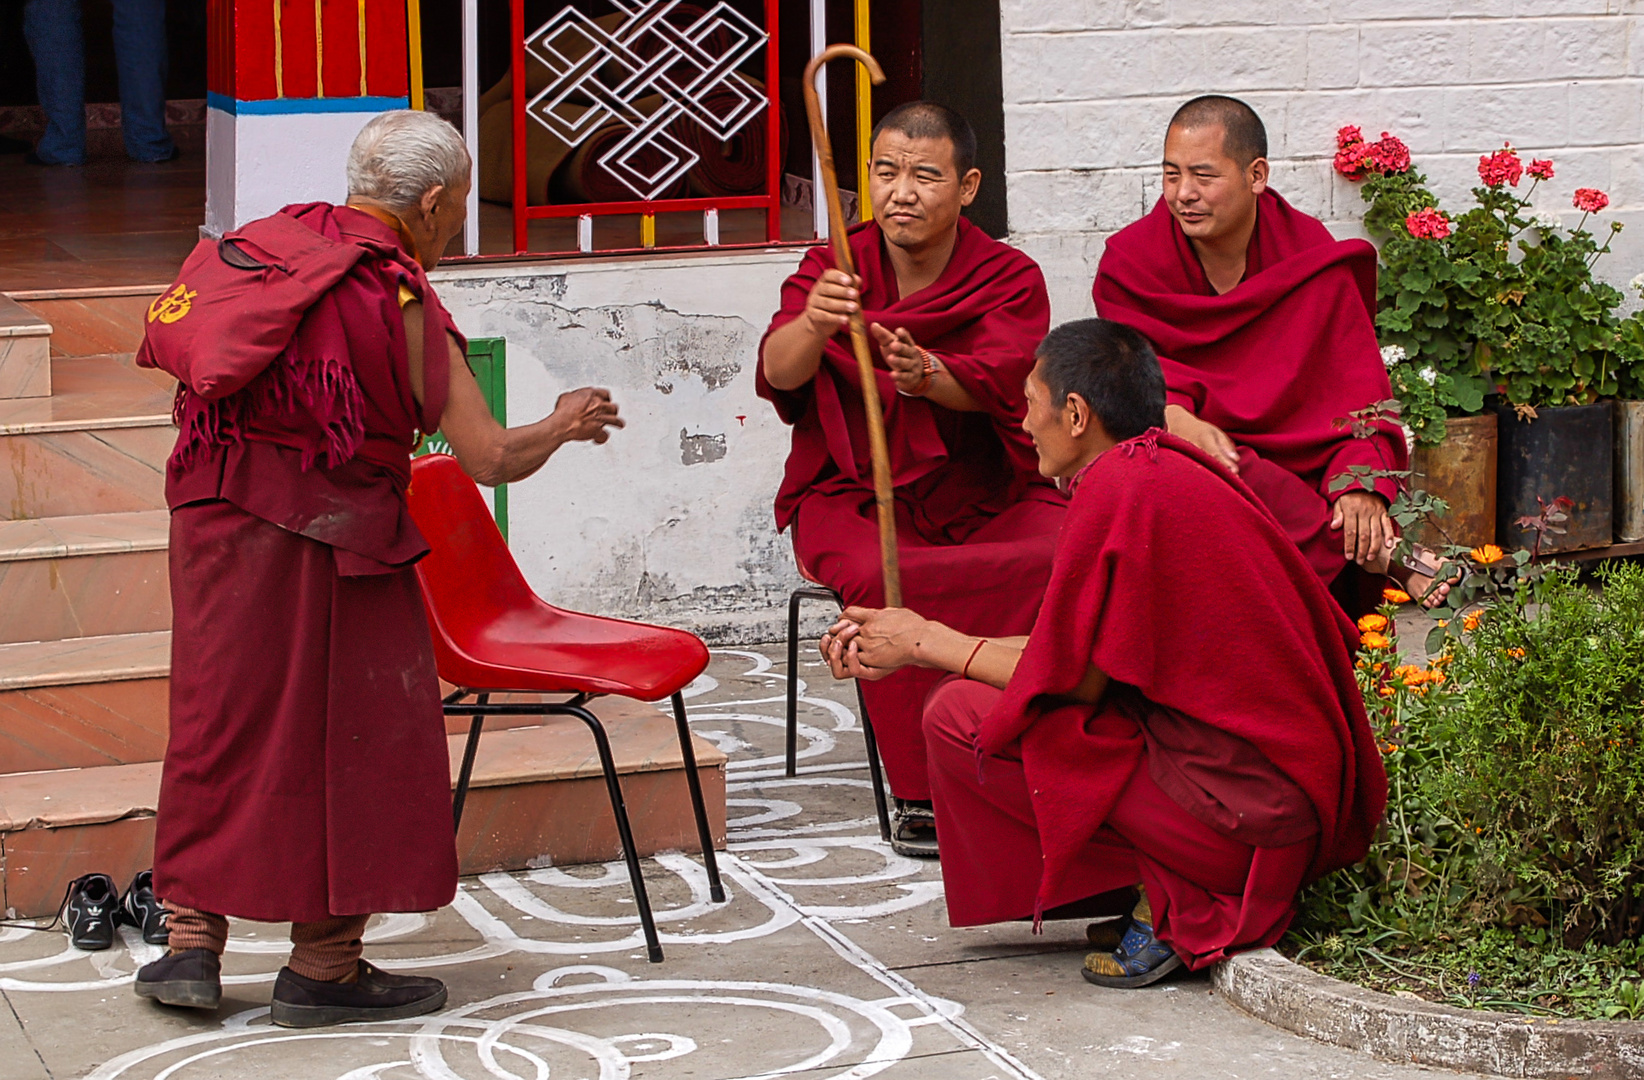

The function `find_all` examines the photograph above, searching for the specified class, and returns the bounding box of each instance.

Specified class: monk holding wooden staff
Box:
[133,111,622,1026]
[822,319,1386,987]
[759,102,1063,856]
[1094,95,1449,610]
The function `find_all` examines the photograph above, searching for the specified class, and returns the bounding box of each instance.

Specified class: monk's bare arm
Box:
[761,269,860,391]
[405,303,623,486]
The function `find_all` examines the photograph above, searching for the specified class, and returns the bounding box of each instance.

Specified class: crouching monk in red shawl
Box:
[133,111,623,1025]
[1094,95,1450,612]
[823,319,1386,987]
[758,102,1062,855]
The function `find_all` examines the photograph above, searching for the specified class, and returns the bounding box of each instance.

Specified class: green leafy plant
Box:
[1335,127,1638,442]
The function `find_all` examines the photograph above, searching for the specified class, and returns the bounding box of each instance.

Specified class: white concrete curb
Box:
[1212,948,1644,1079]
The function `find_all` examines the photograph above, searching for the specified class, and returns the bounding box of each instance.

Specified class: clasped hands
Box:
[819,606,932,681]
[802,268,932,396]
[1165,403,1393,565]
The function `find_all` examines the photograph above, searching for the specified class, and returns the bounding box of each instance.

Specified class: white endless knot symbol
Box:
[524,0,769,200]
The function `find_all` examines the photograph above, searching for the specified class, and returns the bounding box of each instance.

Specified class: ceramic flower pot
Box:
[1494,400,1614,553]
[1614,401,1644,542]
[1407,414,1496,549]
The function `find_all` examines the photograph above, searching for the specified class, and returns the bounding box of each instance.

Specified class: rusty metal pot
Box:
[1407,413,1497,550]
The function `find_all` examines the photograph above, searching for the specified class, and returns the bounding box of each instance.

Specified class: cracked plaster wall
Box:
[430,250,816,644]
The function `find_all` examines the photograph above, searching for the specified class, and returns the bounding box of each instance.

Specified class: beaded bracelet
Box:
[898,348,941,397]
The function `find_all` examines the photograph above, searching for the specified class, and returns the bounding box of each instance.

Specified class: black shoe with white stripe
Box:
[118,870,170,945]
[64,873,118,951]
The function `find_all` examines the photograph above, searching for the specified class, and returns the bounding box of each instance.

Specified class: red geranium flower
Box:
[1337,125,1364,149]
[1372,132,1411,175]
[1478,144,1523,187]
[1527,158,1554,180]
[1405,207,1451,239]
[1573,188,1610,213]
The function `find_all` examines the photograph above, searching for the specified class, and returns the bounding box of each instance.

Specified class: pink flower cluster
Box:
[1333,126,1412,180]
[1527,159,1555,180]
[1573,188,1610,213]
[1478,144,1523,187]
[1405,207,1452,240]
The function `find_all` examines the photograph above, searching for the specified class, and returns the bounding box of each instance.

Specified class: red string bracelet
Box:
[962,638,989,680]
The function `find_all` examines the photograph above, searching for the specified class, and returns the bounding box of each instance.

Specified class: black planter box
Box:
[1494,400,1614,552]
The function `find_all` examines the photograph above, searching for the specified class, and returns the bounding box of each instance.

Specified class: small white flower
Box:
[1532,210,1562,231]
[1631,272,1644,296]
[1380,344,1407,369]
[1419,366,1437,385]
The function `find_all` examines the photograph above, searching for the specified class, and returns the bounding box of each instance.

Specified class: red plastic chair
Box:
[406,453,723,963]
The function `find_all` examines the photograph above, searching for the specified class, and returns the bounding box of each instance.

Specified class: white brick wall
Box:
[999,0,1644,321]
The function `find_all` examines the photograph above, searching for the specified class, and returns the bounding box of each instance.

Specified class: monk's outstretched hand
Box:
[1164,404,1241,473]
[870,324,927,395]
[550,387,624,445]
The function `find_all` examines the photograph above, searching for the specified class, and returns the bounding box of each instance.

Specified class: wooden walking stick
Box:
[802,45,901,607]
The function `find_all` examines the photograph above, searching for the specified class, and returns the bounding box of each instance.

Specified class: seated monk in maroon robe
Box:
[822,319,1386,987]
[133,111,623,1026]
[1094,95,1449,612]
[758,102,1064,855]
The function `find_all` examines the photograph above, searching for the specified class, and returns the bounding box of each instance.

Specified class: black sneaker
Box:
[117,870,169,945]
[271,961,447,1028]
[135,947,222,1009]
[64,873,118,951]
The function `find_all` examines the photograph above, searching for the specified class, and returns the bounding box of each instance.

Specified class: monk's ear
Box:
[1065,392,1092,438]
[958,168,981,207]
[420,184,446,220]
[1247,157,1269,196]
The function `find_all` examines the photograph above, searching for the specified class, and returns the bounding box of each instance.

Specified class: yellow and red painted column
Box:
[205,0,412,233]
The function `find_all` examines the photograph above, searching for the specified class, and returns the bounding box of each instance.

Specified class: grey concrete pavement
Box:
[0,646,1487,1079]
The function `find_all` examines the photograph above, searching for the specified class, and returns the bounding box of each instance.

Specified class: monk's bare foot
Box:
[1366,541,1456,609]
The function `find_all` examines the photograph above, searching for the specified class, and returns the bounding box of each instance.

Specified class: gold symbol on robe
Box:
[147,284,197,325]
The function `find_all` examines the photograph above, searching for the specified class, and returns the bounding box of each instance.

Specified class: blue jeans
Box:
[23,0,175,164]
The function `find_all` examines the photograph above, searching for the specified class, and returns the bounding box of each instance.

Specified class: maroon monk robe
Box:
[927,431,1385,969]
[147,203,463,922]
[1093,190,1407,591]
[757,217,1065,800]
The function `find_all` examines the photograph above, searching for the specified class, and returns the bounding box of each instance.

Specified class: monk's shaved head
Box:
[1036,319,1165,443]
[1166,95,1267,167]
[872,101,977,177]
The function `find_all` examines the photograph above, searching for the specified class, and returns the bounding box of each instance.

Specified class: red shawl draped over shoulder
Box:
[1093,190,1406,506]
[758,218,1054,543]
[978,432,1386,924]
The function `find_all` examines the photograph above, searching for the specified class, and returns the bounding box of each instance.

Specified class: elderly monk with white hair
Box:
[132,110,623,1027]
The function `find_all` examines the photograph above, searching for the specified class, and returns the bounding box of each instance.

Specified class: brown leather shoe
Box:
[271,960,446,1028]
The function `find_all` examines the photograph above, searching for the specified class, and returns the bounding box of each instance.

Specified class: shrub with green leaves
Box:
[1444,562,1644,947]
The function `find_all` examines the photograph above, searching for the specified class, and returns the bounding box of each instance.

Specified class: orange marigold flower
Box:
[1361,631,1391,650]
[1378,686,1396,698]
[1392,664,1421,682]
[1507,647,1526,659]
[1383,587,1412,605]
[1463,611,1482,632]
[1470,544,1505,565]
[1358,613,1389,633]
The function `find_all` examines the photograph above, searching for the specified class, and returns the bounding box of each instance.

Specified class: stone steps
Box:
[0,509,171,644]
[0,698,726,917]
[0,631,171,773]
[0,294,51,399]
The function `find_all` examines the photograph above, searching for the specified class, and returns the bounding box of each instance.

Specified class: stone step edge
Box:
[0,631,169,692]
[0,293,51,340]
[0,720,727,832]
[0,412,174,437]
[0,509,170,564]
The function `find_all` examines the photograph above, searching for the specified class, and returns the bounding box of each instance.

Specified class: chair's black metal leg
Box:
[854,681,893,844]
[671,693,726,903]
[785,588,804,777]
[452,693,489,832]
[569,704,664,963]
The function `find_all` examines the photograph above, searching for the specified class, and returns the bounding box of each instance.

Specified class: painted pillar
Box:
[205,0,411,234]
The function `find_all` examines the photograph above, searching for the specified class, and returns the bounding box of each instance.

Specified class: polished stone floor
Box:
[0,645,1485,1080]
